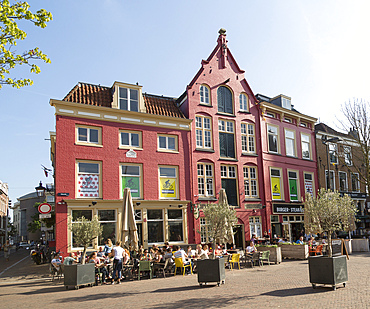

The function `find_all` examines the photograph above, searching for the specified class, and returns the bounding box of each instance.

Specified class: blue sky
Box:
[1,0,370,213]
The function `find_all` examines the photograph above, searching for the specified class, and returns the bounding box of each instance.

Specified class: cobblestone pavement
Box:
[0,252,369,308]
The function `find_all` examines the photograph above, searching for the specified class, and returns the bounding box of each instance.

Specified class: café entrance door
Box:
[233,224,245,250]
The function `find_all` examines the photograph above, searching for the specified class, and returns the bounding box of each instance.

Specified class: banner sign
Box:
[271,177,281,200]
[305,180,313,197]
[122,177,140,198]
[160,178,176,198]
[78,174,99,198]
[273,203,304,214]
[289,179,298,201]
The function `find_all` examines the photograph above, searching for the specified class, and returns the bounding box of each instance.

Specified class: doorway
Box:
[136,223,143,247]
[233,224,245,250]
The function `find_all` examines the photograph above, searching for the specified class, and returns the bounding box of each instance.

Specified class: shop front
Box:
[64,200,189,252]
[272,203,304,243]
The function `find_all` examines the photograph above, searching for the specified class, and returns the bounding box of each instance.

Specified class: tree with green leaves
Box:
[68,216,103,264]
[304,189,357,257]
[0,0,52,88]
[201,189,238,258]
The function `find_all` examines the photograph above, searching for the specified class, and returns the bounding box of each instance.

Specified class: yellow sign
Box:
[160,178,176,198]
[271,177,281,200]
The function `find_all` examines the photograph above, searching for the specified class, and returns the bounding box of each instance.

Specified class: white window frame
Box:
[159,166,178,199]
[76,161,101,199]
[304,172,314,197]
[285,129,296,157]
[249,216,262,238]
[325,170,335,191]
[158,134,178,152]
[119,87,139,112]
[119,130,142,149]
[71,209,93,250]
[121,164,142,199]
[344,146,352,166]
[195,115,212,149]
[76,125,101,146]
[147,209,164,245]
[267,124,279,154]
[270,167,283,200]
[282,97,291,109]
[244,166,259,198]
[197,162,214,197]
[239,93,249,111]
[351,172,360,192]
[301,133,311,160]
[167,208,184,243]
[329,143,338,164]
[339,171,348,192]
[200,84,210,105]
[98,209,117,245]
[241,122,255,154]
[200,217,211,243]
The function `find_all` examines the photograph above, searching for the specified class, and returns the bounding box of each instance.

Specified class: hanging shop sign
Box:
[273,203,304,214]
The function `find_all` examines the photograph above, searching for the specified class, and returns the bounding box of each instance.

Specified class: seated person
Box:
[89,251,108,284]
[97,246,105,258]
[173,245,192,273]
[308,236,316,248]
[263,231,270,244]
[202,244,210,256]
[164,247,174,264]
[251,234,257,245]
[186,245,196,258]
[140,249,152,261]
[195,244,209,260]
[246,241,257,255]
[63,252,77,265]
[152,248,164,263]
[150,244,159,259]
[51,254,62,271]
[295,236,304,245]
[214,244,223,257]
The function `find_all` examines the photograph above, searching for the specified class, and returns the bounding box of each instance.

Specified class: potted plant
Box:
[304,189,357,290]
[197,189,237,286]
[64,216,103,289]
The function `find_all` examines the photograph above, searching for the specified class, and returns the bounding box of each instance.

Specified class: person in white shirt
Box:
[246,241,257,254]
[51,254,62,271]
[112,241,126,284]
[195,244,209,260]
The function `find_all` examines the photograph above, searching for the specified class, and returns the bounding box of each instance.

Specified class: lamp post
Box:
[321,136,341,190]
[35,181,46,197]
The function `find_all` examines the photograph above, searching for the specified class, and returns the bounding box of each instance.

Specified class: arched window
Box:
[217,86,233,114]
[239,93,249,111]
[200,85,210,105]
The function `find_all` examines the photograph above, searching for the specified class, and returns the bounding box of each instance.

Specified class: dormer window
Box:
[282,97,291,110]
[119,87,139,112]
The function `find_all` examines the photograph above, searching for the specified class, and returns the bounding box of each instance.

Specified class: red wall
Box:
[55,115,191,254]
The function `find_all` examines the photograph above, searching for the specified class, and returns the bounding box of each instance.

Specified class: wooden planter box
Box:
[351,239,369,252]
[197,258,226,286]
[64,263,95,290]
[308,255,348,290]
[257,246,282,264]
[279,244,308,260]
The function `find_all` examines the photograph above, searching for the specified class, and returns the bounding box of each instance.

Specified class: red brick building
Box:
[178,29,265,246]
[50,82,192,253]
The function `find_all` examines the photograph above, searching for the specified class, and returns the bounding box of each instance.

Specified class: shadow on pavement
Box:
[150,295,252,308]
[57,291,142,302]
[153,284,214,293]
[260,286,330,297]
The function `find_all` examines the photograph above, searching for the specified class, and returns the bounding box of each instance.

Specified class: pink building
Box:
[50,82,192,253]
[178,29,266,246]
[257,94,318,242]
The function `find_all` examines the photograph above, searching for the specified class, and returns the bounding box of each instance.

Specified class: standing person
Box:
[3,240,10,261]
[112,240,124,284]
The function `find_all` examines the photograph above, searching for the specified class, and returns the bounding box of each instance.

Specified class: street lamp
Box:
[321,136,341,190]
[35,181,46,197]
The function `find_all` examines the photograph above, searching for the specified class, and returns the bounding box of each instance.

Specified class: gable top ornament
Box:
[218,28,228,68]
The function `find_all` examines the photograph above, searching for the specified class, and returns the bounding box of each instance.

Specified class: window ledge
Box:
[198,197,218,201]
[216,112,236,117]
[195,148,215,153]
[75,143,103,148]
[244,198,261,202]
[219,157,238,162]
[119,147,143,151]
[286,155,298,159]
[239,110,251,114]
[157,150,179,154]
[199,103,212,107]
[241,152,258,157]
[268,152,282,156]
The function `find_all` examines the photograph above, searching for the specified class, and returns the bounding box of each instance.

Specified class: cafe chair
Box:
[154,259,172,278]
[229,253,240,270]
[174,258,192,276]
[138,261,152,280]
[309,245,323,256]
[259,251,270,266]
